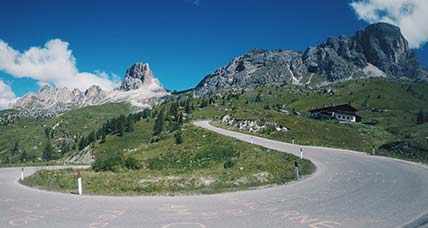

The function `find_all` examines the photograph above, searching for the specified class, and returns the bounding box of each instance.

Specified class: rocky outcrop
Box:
[221,115,288,133]
[355,23,418,79]
[194,23,426,96]
[12,84,114,118]
[120,63,157,91]
[12,62,169,118]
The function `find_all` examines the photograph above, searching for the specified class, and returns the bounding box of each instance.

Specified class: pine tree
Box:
[7,141,20,163]
[87,131,96,144]
[100,133,106,144]
[42,141,55,161]
[96,128,103,140]
[11,141,19,157]
[118,115,126,136]
[255,93,262,102]
[153,108,165,136]
[200,99,209,108]
[174,130,184,144]
[20,149,28,162]
[78,137,87,150]
[417,110,425,125]
[209,97,215,104]
[44,127,51,139]
[169,102,179,119]
[125,116,135,133]
[185,100,192,114]
[142,109,151,119]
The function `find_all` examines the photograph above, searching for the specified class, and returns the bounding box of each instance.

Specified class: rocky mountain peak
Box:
[194,22,426,96]
[39,84,53,92]
[85,85,103,96]
[355,22,418,78]
[120,62,155,91]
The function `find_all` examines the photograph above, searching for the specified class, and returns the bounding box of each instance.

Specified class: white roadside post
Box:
[292,139,295,144]
[76,171,82,195]
[20,168,24,181]
[300,147,303,160]
[294,161,300,180]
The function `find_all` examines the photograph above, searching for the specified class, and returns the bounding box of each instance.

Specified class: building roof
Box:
[309,104,358,114]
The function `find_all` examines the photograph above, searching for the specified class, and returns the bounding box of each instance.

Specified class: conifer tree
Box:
[417,110,425,125]
[11,141,19,157]
[78,137,87,150]
[42,140,55,161]
[20,149,28,162]
[125,117,135,133]
[175,129,184,144]
[185,99,192,114]
[169,102,179,120]
[142,109,151,119]
[87,131,96,144]
[100,133,106,144]
[153,108,165,136]
[118,115,126,136]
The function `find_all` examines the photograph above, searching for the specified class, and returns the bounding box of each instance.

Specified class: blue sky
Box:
[0,0,427,97]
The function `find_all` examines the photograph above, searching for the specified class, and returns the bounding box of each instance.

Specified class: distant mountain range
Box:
[12,63,168,118]
[8,22,428,117]
[194,23,428,96]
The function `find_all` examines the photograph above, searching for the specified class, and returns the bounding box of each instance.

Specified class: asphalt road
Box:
[1,120,428,228]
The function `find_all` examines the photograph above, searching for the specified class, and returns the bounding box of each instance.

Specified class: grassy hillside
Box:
[2,78,427,166]
[190,78,428,162]
[17,78,428,195]
[0,103,130,164]
[24,117,313,195]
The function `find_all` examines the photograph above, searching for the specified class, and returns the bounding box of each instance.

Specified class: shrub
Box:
[124,157,142,170]
[223,158,236,169]
[174,130,184,144]
[150,136,161,143]
[92,152,124,172]
[92,152,142,172]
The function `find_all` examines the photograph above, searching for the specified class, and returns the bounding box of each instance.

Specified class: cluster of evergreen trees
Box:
[417,110,428,125]
[79,112,148,151]
[4,141,36,163]
[5,130,59,164]
[42,140,59,161]
[152,98,193,144]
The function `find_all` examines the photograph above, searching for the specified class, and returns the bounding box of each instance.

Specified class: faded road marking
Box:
[159,204,192,216]
[277,210,341,228]
[88,209,127,228]
[7,206,69,226]
[162,222,207,228]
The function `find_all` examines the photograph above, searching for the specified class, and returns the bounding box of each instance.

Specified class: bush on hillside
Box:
[92,151,141,172]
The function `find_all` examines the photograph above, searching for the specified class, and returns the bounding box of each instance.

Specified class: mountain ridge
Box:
[11,62,168,118]
[6,22,428,117]
[193,22,428,96]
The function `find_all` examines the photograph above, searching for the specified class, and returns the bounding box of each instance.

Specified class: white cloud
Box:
[0,39,119,91]
[0,80,16,110]
[351,0,428,48]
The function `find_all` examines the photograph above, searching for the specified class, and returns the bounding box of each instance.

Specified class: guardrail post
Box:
[20,168,24,181]
[294,161,300,180]
[75,170,82,195]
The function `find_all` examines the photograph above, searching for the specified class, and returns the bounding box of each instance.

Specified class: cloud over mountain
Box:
[0,39,118,91]
[0,80,16,110]
[351,0,428,48]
